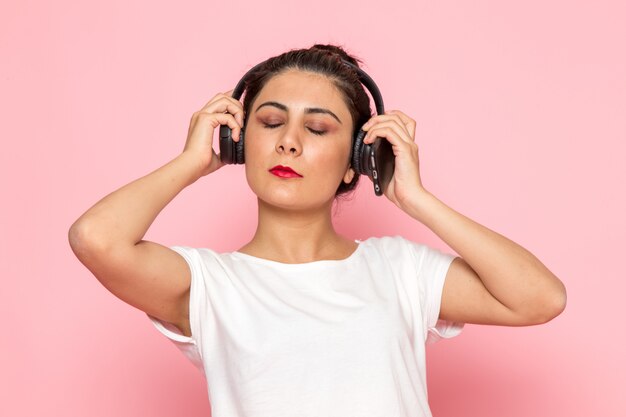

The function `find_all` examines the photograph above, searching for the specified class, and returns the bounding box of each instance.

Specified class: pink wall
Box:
[2,0,624,416]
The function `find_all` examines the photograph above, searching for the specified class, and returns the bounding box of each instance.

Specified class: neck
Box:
[239,197,351,263]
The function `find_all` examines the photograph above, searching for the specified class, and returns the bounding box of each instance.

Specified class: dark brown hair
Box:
[241,44,373,197]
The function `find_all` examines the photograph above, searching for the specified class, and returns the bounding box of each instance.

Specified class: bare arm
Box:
[406,191,566,325]
[68,153,204,334]
[361,109,566,326]
[68,91,245,335]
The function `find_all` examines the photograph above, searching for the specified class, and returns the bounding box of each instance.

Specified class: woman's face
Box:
[243,69,355,211]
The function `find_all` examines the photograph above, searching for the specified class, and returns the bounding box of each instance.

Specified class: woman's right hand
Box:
[183,89,245,178]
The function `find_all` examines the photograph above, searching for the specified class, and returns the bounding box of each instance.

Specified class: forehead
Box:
[253,69,349,112]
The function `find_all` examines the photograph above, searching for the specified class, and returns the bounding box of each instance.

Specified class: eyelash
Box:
[263,123,326,136]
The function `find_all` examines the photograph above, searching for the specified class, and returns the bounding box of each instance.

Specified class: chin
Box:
[252,185,335,212]
[245,168,342,211]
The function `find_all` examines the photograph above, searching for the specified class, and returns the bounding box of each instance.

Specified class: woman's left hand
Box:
[361,110,429,212]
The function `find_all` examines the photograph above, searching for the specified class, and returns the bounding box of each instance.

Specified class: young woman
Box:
[68,44,566,416]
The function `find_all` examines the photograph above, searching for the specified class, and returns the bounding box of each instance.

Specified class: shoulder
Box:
[170,245,228,259]
[359,235,418,253]
[169,245,236,273]
[356,235,417,263]
[359,235,454,267]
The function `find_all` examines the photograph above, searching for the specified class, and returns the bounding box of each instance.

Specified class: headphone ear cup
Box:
[352,129,366,175]
[219,125,246,164]
[235,130,245,164]
[219,125,234,164]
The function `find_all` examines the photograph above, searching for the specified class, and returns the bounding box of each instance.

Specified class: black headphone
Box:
[219,59,394,196]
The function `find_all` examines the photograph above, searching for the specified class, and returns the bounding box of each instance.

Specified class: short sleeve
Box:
[146,246,205,374]
[407,240,465,344]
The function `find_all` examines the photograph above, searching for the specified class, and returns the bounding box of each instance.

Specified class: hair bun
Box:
[311,44,363,68]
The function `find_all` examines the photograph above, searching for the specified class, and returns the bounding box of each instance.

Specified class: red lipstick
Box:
[269,165,302,178]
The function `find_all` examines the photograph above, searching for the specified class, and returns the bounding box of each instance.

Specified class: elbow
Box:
[530,280,568,325]
[68,220,87,257]
[68,220,112,262]
[547,277,567,322]
[69,220,93,263]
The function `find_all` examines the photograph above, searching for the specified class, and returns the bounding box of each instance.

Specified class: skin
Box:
[237,70,358,262]
[68,68,567,339]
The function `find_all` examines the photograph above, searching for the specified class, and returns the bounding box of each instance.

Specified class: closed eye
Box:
[308,128,326,136]
[263,123,326,136]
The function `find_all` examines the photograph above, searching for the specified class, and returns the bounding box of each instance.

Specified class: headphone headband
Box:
[220,56,393,197]
[231,59,384,116]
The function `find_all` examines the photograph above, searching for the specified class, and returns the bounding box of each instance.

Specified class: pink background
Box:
[2,0,624,416]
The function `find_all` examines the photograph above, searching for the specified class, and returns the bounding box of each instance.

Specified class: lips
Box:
[269,165,303,178]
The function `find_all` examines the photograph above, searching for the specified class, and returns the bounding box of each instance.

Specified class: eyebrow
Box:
[254,101,343,124]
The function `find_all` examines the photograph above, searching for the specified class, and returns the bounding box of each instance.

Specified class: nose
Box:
[275,122,302,156]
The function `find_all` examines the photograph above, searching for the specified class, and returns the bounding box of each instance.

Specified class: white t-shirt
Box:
[147,235,464,417]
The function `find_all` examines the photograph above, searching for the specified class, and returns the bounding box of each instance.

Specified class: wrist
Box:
[400,188,440,223]
[174,151,207,186]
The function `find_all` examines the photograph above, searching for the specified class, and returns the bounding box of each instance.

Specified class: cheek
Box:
[310,141,352,175]
[243,142,266,187]
[243,128,272,163]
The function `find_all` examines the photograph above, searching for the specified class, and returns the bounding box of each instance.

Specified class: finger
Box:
[361,114,382,131]
[363,124,414,150]
[363,119,412,145]
[201,93,243,112]
[387,110,417,138]
[200,98,245,127]
[362,113,406,134]
[366,128,420,165]
[222,102,245,128]
[383,113,410,137]
[201,91,244,112]
[363,131,411,156]
[196,111,242,141]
